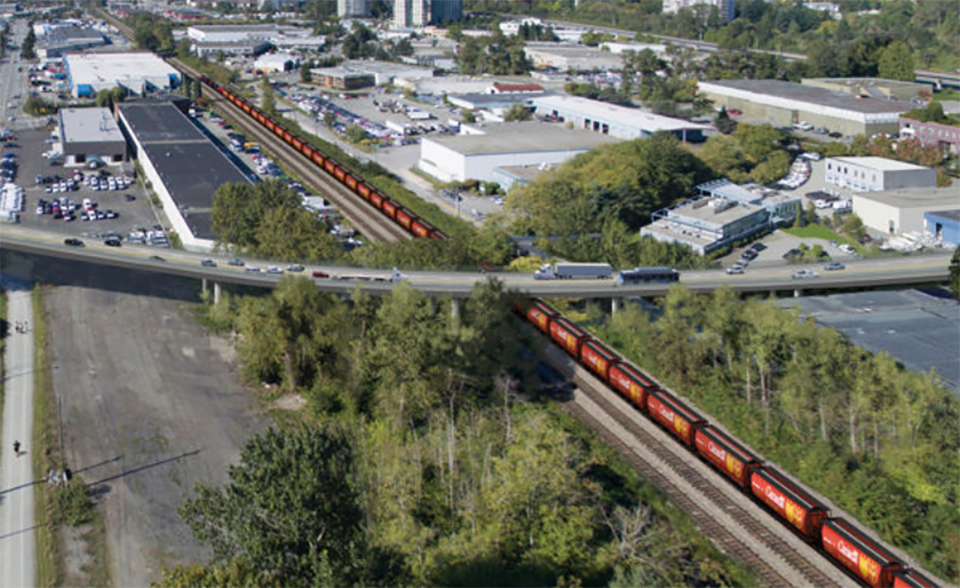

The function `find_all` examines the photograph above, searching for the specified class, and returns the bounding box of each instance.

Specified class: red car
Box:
[312,270,329,278]
[728,109,742,115]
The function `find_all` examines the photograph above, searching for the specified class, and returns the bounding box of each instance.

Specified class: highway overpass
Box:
[0,226,951,300]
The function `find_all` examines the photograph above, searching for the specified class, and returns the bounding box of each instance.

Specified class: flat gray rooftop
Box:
[118,102,206,143]
[428,123,617,155]
[779,290,960,392]
[701,79,910,115]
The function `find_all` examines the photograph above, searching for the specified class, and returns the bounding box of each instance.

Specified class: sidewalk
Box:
[0,287,37,588]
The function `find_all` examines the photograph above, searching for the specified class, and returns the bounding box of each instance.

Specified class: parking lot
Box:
[4,127,163,244]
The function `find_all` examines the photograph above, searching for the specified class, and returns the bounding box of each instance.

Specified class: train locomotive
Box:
[518,298,939,588]
[198,76,448,241]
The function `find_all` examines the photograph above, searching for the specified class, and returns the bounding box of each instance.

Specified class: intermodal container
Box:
[893,569,939,588]
[822,519,902,588]
[382,200,397,219]
[411,219,432,238]
[548,317,588,357]
[345,174,358,191]
[369,191,383,209]
[750,467,828,540]
[525,300,558,334]
[646,389,705,447]
[607,363,653,410]
[580,339,619,381]
[396,208,412,229]
[695,426,761,489]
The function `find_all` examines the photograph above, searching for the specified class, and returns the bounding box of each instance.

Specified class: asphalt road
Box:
[0,287,36,588]
[0,224,952,298]
[38,262,268,586]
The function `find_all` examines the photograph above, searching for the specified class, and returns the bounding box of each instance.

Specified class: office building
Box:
[662,0,735,22]
[825,157,936,192]
[852,188,959,236]
[58,107,126,166]
[338,0,370,17]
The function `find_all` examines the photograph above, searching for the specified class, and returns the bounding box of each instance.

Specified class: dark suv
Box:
[64,238,84,247]
[104,238,122,247]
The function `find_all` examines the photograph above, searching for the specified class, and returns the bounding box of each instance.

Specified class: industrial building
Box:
[58,107,126,166]
[447,92,534,112]
[116,101,252,251]
[65,52,180,98]
[417,121,617,185]
[698,79,912,137]
[852,187,959,236]
[524,43,623,72]
[333,59,437,86]
[825,156,937,192]
[779,290,959,391]
[662,0,735,22]
[311,67,375,90]
[923,209,960,247]
[802,77,929,102]
[532,95,715,142]
[899,117,960,156]
[254,52,299,73]
[37,25,105,59]
[640,179,800,254]
[186,24,324,57]
[338,0,370,17]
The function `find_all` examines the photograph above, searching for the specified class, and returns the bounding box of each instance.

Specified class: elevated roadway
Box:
[1,225,950,298]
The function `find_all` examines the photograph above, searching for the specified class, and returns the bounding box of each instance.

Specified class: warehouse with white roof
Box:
[698,79,911,137]
[825,156,937,192]
[531,95,715,142]
[65,52,180,98]
[58,107,126,166]
[417,121,617,185]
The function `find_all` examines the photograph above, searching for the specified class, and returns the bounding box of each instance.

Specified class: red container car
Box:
[548,317,588,357]
[312,152,324,166]
[821,519,903,588]
[694,425,761,489]
[382,200,397,219]
[396,208,413,229]
[607,363,654,410]
[646,389,705,447]
[525,300,558,334]
[411,219,433,238]
[893,570,939,588]
[369,191,383,209]
[750,467,828,540]
[345,174,358,191]
[579,339,619,380]
[324,160,336,174]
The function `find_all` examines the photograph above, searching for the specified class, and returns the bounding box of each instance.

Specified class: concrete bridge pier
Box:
[611,297,621,315]
[450,297,461,323]
[214,281,222,306]
[794,289,801,298]
[202,278,208,299]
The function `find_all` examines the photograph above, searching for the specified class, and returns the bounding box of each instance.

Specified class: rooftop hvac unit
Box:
[710,198,734,213]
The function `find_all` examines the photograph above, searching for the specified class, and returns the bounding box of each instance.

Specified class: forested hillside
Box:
[157,280,751,587]
[590,286,959,583]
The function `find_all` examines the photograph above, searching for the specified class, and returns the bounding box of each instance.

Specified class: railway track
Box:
[538,341,854,588]
[193,72,411,243]
[99,10,410,243]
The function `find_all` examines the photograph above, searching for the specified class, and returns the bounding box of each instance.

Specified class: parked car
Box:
[828,131,843,139]
[63,238,84,247]
[791,269,818,280]
[104,238,122,247]
[726,266,744,275]
[782,248,803,260]
[824,262,846,271]
[839,244,856,254]
[750,242,768,252]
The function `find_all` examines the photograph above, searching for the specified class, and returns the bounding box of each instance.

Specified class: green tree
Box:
[179,425,365,586]
[21,26,35,59]
[878,40,916,82]
[503,103,532,122]
[260,77,276,116]
[345,124,369,144]
[299,60,312,83]
[950,246,960,299]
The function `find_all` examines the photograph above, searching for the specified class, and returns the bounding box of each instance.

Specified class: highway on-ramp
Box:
[0,225,951,298]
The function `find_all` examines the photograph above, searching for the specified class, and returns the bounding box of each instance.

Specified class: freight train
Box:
[519,298,940,588]
[198,76,448,241]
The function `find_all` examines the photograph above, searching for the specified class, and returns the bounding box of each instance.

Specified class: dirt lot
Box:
[22,253,269,586]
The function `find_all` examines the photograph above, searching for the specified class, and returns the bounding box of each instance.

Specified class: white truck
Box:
[534,262,613,280]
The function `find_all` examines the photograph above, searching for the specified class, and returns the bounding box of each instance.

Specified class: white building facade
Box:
[662,0,735,22]
[825,156,937,192]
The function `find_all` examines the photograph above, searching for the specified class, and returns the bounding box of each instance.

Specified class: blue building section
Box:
[924,209,960,246]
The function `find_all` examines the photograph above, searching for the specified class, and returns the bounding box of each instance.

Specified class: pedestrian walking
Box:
[13,440,21,456]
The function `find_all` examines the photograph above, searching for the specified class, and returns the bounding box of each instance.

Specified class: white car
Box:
[792,269,819,280]
[839,244,856,254]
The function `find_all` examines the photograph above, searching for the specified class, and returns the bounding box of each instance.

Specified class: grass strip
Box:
[31,286,63,587]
